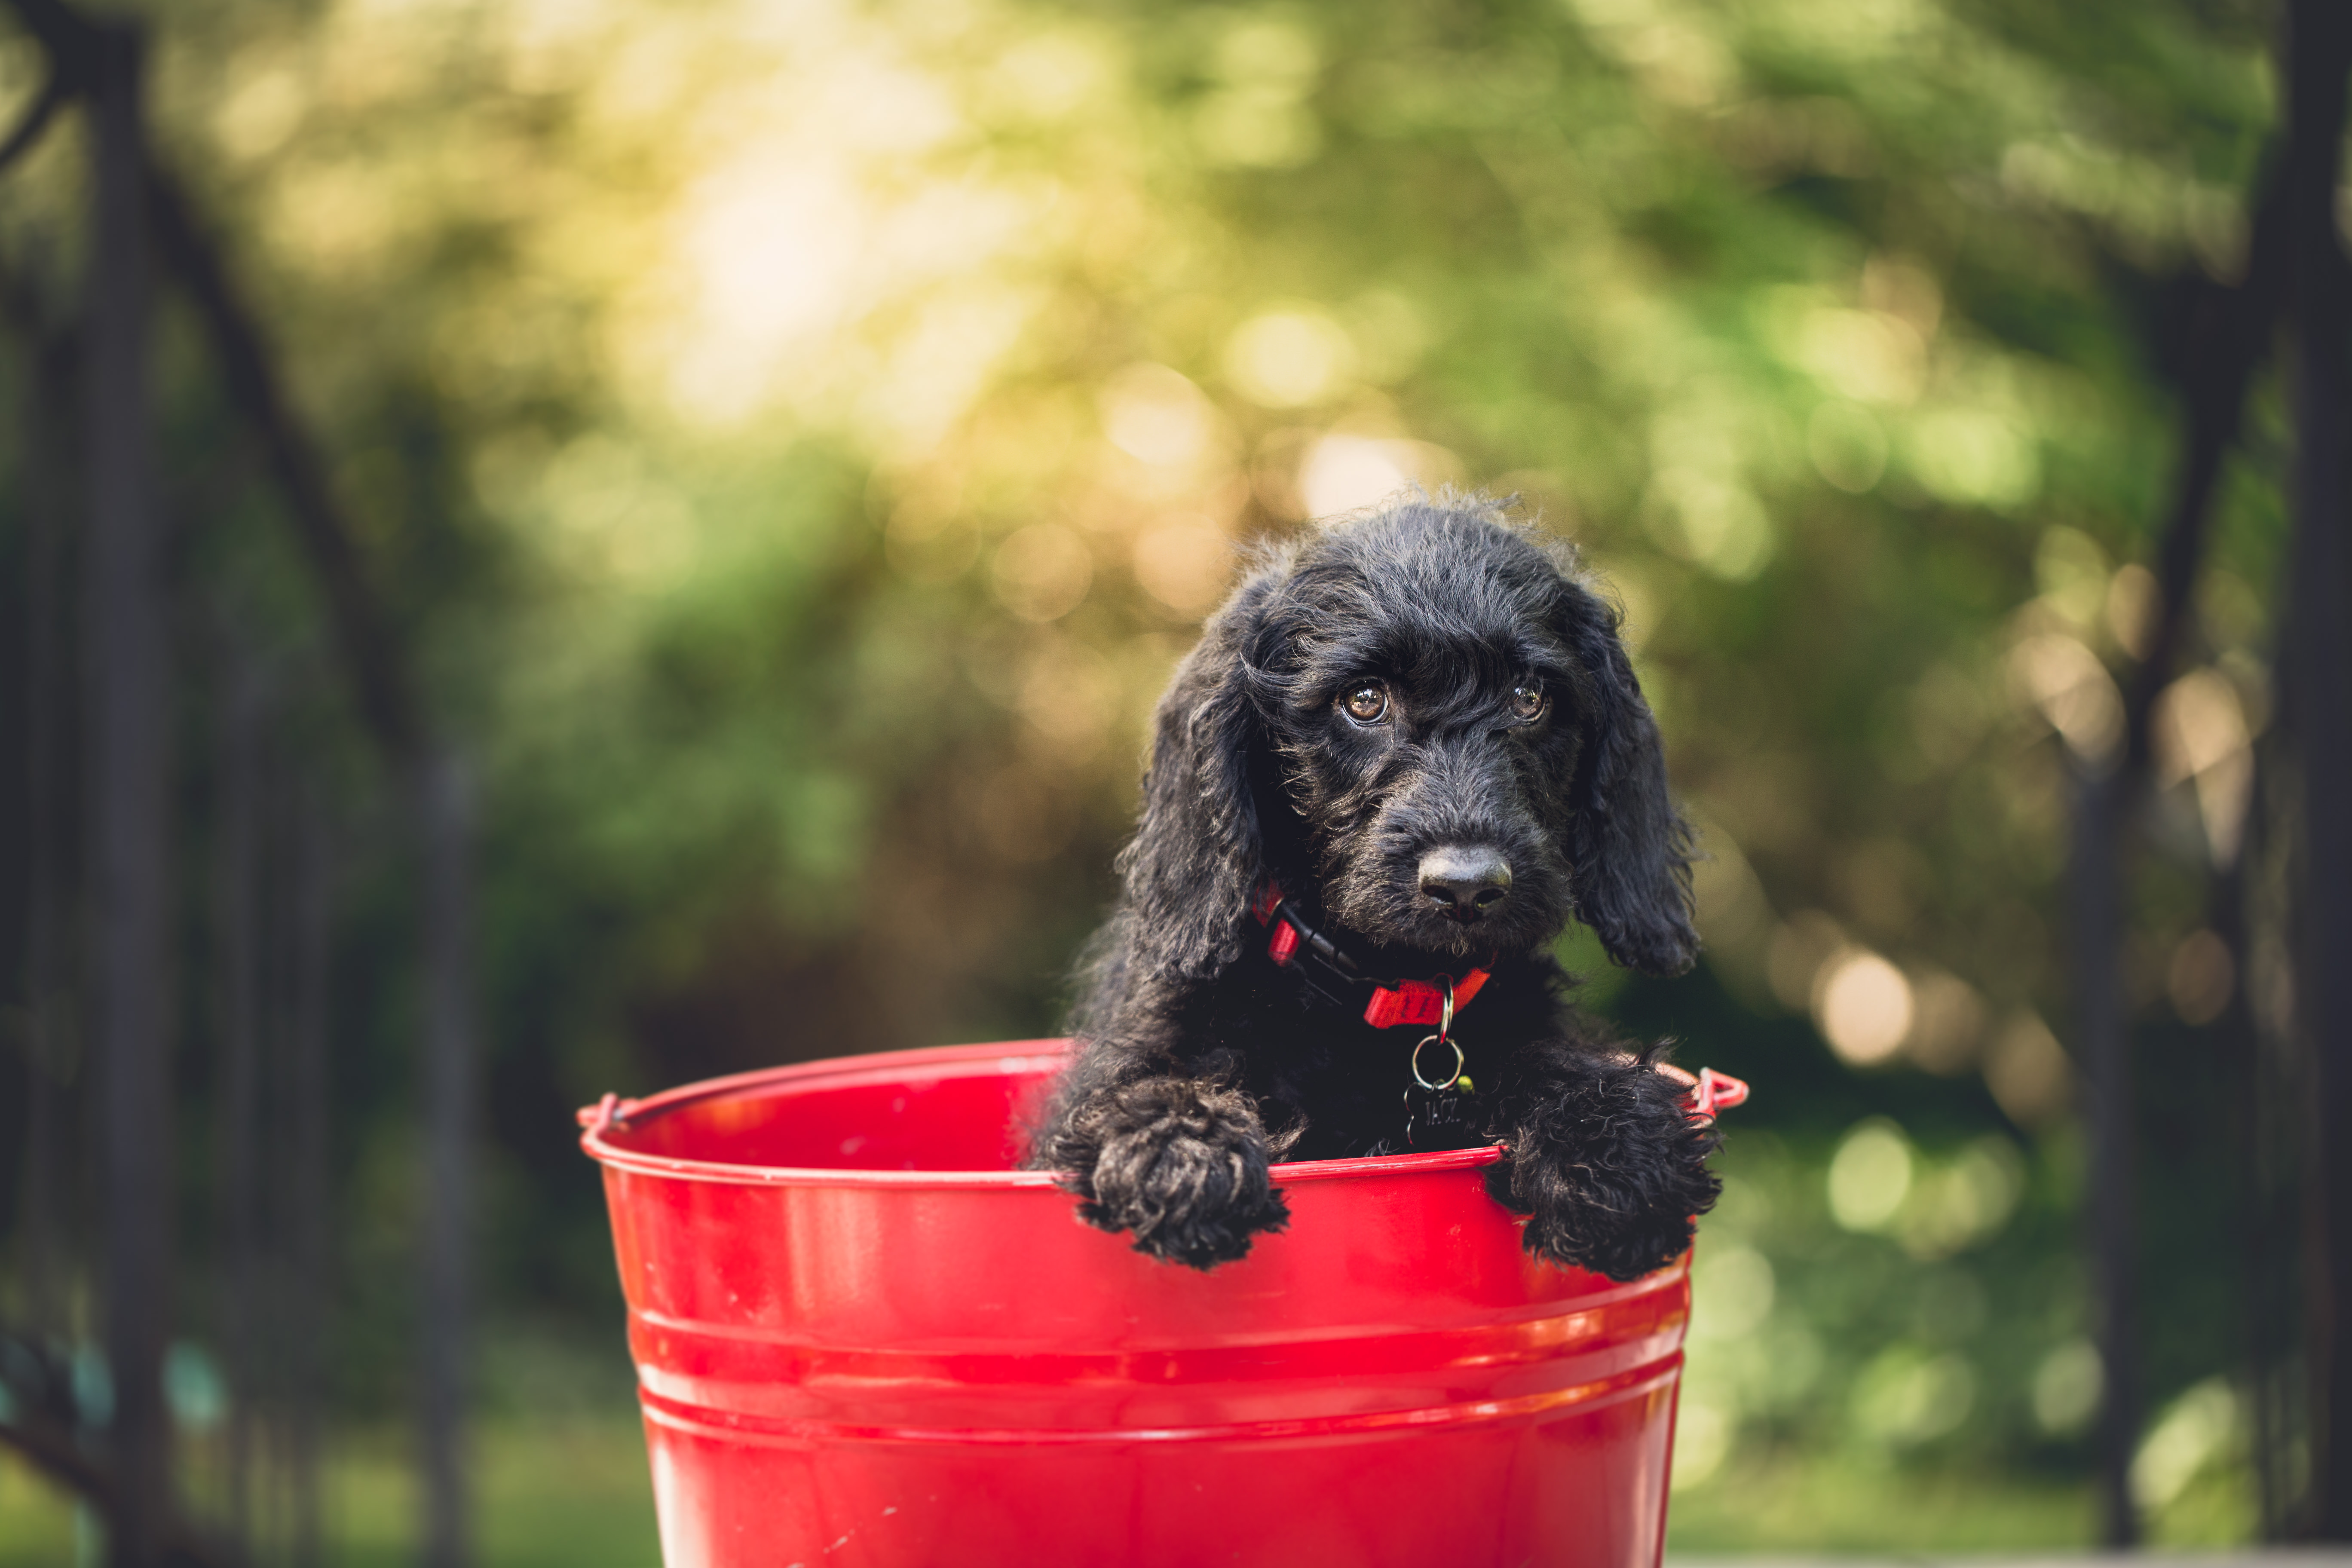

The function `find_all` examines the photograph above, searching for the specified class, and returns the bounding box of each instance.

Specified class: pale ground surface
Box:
[1670,1555,2352,1568]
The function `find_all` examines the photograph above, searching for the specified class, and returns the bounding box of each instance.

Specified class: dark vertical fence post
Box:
[2216,837,2281,1537]
[2070,152,2276,1568]
[419,749,476,1568]
[81,19,173,1568]
[290,784,332,1568]
[2064,5,2352,1527]
[213,643,262,1546]
[1,12,459,1564]
[2288,0,2352,1533]
[2074,767,2138,1546]
[18,264,74,1354]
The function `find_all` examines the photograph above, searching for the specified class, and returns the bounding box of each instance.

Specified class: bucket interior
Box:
[597,1044,1069,1174]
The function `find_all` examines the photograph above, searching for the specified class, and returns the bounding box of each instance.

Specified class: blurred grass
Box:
[329,1418,659,1568]
[0,1451,79,1567]
[0,1417,660,1568]
[0,1411,2254,1562]
[6,1427,2096,1566]
[1668,1458,2095,1554]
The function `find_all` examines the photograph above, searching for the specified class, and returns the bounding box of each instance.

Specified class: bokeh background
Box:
[0,0,2318,1562]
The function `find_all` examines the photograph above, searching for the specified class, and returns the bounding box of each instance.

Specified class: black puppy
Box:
[1029,496,1719,1280]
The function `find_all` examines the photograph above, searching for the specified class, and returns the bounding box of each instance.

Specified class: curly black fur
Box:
[1033,1076,1295,1270]
[1027,496,1720,1277]
[1482,1040,1722,1280]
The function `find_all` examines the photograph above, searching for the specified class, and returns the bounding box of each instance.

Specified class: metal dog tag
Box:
[1403,1080,1477,1146]
[1404,1032,1475,1147]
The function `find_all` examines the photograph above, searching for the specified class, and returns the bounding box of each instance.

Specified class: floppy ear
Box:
[1114,576,1275,981]
[1559,581,1698,976]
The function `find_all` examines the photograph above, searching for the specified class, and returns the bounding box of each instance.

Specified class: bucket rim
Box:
[578,1039,1507,1191]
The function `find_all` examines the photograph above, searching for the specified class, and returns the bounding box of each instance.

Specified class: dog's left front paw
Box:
[1512,1176,1702,1281]
[1484,1055,1721,1282]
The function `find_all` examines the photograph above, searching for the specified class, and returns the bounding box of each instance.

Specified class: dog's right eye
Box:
[1341,683,1390,725]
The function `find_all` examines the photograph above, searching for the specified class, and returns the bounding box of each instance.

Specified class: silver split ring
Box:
[1411,1033,1465,1092]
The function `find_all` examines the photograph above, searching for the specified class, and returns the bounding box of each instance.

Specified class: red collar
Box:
[1250,881,1491,1030]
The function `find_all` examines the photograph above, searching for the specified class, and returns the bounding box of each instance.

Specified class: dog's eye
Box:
[1341,683,1390,724]
[1510,682,1547,721]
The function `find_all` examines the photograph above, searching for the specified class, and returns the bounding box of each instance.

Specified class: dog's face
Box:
[1255,547,1592,962]
[1118,499,1697,983]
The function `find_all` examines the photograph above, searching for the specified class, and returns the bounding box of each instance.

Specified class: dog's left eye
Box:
[1510,682,1547,721]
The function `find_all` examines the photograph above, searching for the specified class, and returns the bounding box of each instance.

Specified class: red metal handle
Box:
[1655,1064,1749,1121]
[576,1092,643,1133]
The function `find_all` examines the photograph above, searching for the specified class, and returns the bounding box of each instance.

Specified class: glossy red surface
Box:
[582,1040,1690,1568]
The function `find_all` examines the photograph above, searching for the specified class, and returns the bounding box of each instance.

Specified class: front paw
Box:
[1485,1055,1721,1281]
[1057,1079,1289,1269]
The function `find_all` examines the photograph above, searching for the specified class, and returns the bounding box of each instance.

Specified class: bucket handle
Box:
[576,1092,644,1133]
[1657,1064,1749,1122]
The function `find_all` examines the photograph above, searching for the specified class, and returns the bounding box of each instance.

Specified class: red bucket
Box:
[580,1040,1693,1568]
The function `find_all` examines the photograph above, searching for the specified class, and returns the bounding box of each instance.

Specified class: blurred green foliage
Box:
[0,0,2300,1549]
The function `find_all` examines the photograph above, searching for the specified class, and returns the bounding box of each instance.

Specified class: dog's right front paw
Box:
[1060,1079,1288,1270]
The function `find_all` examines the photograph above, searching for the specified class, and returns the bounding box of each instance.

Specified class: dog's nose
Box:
[1418,846,1513,921]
